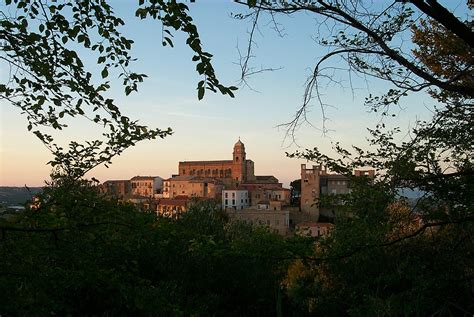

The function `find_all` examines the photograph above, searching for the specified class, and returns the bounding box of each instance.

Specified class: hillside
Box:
[0,187,43,205]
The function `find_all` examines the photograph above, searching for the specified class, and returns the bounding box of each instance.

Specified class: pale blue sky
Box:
[0,0,469,187]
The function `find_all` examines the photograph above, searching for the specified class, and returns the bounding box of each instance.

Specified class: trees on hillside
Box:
[1,0,236,178]
[0,175,299,315]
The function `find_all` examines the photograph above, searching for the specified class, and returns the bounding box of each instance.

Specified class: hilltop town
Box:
[100,139,375,236]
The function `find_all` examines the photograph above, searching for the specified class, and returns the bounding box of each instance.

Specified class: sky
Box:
[0,0,469,187]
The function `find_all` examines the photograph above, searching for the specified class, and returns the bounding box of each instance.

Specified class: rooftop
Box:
[131,176,162,181]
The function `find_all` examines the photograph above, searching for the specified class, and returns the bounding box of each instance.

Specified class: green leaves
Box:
[2,0,177,179]
[0,181,298,315]
[198,86,205,100]
[101,67,108,78]
[3,0,237,181]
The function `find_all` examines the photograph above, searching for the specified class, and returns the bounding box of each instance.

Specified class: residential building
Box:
[155,196,190,218]
[228,209,290,236]
[164,176,224,199]
[222,189,250,210]
[100,179,131,198]
[130,176,163,197]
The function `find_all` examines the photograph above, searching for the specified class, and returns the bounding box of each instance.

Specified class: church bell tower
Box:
[232,138,246,183]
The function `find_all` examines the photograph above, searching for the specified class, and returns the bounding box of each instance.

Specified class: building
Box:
[178,139,256,187]
[130,176,163,197]
[100,179,131,198]
[163,176,224,199]
[228,209,290,236]
[295,222,334,237]
[171,139,285,203]
[177,139,283,190]
[300,164,323,219]
[300,164,375,221]
[222,189,250,210]
[155,196,191,218]
[101,139,291,223]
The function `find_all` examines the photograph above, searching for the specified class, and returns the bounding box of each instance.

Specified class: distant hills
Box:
[0,187,43,205]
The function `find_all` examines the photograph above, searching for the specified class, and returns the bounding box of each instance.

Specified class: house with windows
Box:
[228,209,290,236]
[222,189,249,210]
[130,176,163,197]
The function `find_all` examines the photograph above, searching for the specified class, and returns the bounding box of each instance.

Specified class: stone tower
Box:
[232,138,246,184]
[300,164,322,221]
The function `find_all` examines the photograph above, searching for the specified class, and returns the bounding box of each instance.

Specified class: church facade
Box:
[178,139,260,187]
[169,139,284,201]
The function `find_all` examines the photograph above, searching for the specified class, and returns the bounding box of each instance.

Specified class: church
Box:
[177,139,280,189]
[162,139,285,200]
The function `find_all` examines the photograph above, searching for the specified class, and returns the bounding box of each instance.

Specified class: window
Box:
[241,199,243,203]
[232,192,235,198]
[182,169,185,174]
[225,193,228,198]
[225,199,228,206]
[232,199,235,205]
[235,156,239,162]
[304,179,308,183]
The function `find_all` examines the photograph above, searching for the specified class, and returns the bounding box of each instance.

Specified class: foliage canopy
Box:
[235,0,473,313]
[1,0,237,178]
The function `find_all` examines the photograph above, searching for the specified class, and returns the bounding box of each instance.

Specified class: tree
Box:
[0,172,313,315]
[236,0,473,132]
[2,0,472,314]
[1,0,237,179]
[289,178,301,205]
[234,0,473,314]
